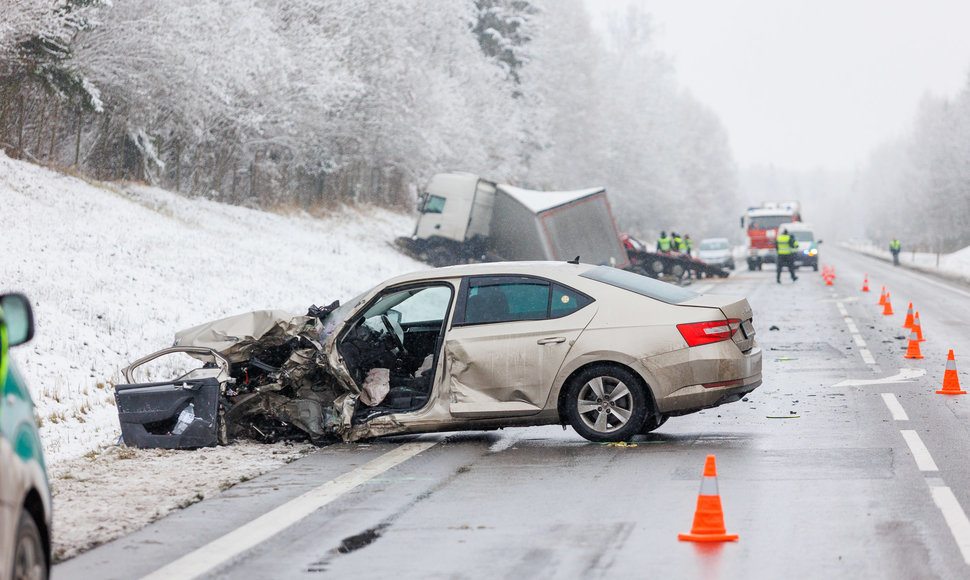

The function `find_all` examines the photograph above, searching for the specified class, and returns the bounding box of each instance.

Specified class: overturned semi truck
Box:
[395,172,630,269]
[395,172,726,280]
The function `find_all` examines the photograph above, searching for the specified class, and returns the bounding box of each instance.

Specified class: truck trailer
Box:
[397,172,629,268]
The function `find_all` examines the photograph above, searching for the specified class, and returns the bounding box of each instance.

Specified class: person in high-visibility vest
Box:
[657,231,672,253]
[890,238,901,266]
[775,227,799,283]
[672,232,684,253]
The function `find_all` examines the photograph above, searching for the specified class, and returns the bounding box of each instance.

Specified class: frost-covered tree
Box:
[2,0,740,221]
[473,0,537,84]
[859,77,970,252]
[0,0,105,159]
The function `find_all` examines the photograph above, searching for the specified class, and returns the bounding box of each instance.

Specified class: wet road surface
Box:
[54,245,970,579]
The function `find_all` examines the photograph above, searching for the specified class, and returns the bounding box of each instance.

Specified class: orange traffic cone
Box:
[825,273,834,286]
[913,312,925,342]
[937,350,966,395]
[878,286,887,306]
[902,303,915,329]
[678,455,739,542]
[862,275,869,292]
[903,329,923,359]
[882,292,894,315]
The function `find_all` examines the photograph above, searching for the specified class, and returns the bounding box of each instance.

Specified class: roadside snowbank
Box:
[1,152,425,559]
[842,240,970,284]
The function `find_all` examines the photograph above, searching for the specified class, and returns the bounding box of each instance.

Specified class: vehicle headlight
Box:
[808,249,817,256]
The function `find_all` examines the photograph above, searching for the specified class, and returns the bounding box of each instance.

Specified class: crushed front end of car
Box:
[113,303,368,449]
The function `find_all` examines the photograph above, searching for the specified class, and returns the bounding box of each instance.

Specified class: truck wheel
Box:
[564,365,649,443]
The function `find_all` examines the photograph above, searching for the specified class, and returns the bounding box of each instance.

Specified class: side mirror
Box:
[817,240,824,244]
[0,293,35,346]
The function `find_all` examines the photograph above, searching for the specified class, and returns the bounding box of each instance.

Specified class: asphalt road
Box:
[54,245,970,579]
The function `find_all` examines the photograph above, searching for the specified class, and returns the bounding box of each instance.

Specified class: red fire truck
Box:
[741,201,802,270]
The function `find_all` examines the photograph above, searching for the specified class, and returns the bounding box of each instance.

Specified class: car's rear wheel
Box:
[11,509,47,580]
[639,413,668,434]
[565,366,649,442]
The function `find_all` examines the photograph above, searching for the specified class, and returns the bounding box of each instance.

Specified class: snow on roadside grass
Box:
[49,441,315,561]
[2,153,427,560]
[844,240,970,283]
[1,151,424,464]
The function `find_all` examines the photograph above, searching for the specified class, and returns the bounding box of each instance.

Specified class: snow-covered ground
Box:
[844,240,970,283]
[1,152,425,559]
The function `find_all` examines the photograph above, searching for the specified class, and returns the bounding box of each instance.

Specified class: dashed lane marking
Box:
[140,441,439,580]
[930,485,970,565]
[885,393,970,567]
[835,301,876,365]
[901,430,939,471]
[880,393,909,421]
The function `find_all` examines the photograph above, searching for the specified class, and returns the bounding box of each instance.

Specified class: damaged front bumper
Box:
[114,307,363,449]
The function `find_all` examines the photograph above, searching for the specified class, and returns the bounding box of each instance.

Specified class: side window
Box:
[551,283,593,318]
[461,277,593,324]
[420,194,446,214]
[395,286,451,324]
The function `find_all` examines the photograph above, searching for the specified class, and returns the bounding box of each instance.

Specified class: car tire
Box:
[813,263,819,271]
[639,413,668,434]
[11,509,47,580]
[565,365,649,442]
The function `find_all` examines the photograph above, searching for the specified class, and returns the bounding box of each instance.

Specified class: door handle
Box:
[537,336,567,345]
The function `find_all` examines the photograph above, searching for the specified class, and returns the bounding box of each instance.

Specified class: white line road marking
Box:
[832,368,925,387]
[140,441,439,580]
[930,485,970,565]
[834,302,875,364]
[881,393,909,420]
[901,430,939,471]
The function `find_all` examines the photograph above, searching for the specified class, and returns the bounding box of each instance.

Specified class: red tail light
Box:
[677,319,741,347]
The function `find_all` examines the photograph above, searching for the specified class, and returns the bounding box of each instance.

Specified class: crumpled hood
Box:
[174,309,324,363]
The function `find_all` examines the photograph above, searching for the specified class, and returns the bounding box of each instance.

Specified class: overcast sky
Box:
[585,0,970,171]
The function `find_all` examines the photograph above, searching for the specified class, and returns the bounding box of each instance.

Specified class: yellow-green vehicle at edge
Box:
[0,293,51,580]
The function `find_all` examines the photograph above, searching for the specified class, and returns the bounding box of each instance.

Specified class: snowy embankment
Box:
[1,152,425,558]
[842,240,970,284]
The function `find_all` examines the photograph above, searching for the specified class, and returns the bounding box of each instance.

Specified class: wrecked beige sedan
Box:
[114,262,761,447]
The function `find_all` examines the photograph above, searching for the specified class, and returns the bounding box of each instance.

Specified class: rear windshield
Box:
[581,266,699,304]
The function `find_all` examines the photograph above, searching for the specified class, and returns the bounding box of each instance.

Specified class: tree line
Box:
[859,75,970,252]
[1,0,739,238]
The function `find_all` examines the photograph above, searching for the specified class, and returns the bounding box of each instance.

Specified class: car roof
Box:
[699,237,729,243]
[381,261,595,286]
[784,222,814,231]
